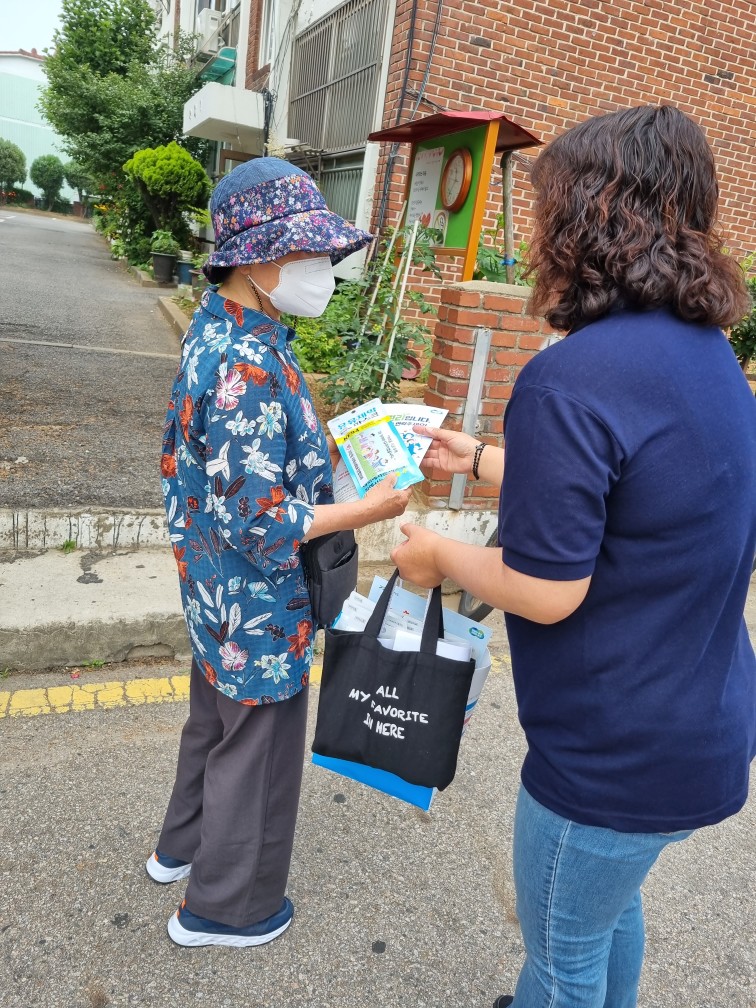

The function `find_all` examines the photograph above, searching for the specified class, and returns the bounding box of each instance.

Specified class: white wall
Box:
[0,53,45,81]
[0,54,78,202]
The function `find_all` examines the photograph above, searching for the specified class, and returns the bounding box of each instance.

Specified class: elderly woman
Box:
[148,158,410,947]
[393,106,755,1007]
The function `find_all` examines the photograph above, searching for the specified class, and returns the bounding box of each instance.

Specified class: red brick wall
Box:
[374,0,756,264]
[245,0,268,90]
[422,281,558,508]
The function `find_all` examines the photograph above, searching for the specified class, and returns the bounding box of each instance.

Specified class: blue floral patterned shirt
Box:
[161,288,334,704]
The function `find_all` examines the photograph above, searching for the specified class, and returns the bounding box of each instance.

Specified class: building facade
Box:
[159,0,756,270]
[0,50,77,204]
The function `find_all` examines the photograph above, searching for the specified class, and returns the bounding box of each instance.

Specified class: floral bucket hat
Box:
[203,157,374,282]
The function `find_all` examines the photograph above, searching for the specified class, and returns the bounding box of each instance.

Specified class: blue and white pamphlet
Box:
[330,400,447,503]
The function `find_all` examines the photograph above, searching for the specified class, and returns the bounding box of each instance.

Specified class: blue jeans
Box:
[511,786,693,1008]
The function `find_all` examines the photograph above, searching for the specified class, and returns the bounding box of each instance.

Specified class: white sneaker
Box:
[167,897,294,947]
[145,849,192,884]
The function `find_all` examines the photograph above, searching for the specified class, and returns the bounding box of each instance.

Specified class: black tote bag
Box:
[312,572,477,791]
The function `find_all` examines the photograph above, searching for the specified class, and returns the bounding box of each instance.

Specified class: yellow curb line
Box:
[0,668,318,720]
[0,674,192,719]
[0,656,506,720]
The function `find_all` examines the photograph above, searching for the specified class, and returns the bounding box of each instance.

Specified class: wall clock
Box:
[439,147,473,212]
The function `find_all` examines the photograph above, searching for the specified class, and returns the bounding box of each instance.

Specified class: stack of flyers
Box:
[330,400,448,503]
[328,399,423,498]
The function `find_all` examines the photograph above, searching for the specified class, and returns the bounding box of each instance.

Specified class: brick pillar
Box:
[422,280,558,509]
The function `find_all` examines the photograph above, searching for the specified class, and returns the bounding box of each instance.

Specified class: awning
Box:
[198,47,237,84]
[183,82,265,152]
[368,110,541,153]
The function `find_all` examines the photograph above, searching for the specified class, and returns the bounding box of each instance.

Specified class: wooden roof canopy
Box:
[368,109,541,152]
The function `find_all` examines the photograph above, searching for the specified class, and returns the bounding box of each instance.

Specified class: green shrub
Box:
[729,273,756,371]
[0,138,26,192]
[6,187,34,206]
[474,213,532,286]
[283,314,346,374]
[124,141,211,245]
[30,154,65,210]
[126,234,153,265]
[150,229,180,255]
[320,224,440,407]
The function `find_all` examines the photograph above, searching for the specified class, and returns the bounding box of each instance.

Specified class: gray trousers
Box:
[157,660,309,927]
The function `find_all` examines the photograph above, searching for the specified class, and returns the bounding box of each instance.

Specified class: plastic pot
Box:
[176,259,192,285]
[152,252,176,283]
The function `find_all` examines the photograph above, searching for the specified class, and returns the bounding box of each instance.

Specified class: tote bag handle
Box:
[363,570,444,654]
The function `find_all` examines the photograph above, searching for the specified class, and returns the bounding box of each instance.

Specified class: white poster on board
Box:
[406,147,444,227]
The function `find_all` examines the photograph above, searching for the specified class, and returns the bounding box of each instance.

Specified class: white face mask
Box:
[248,256,336,317]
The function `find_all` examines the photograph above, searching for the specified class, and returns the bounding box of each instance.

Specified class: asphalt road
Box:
[0,606,754,1008]
[0,209,179,509]
[0,208,753,1008]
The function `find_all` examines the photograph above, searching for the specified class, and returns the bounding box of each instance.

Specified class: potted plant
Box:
[150,230,180,283]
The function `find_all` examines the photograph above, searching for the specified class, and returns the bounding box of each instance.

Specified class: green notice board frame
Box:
[400,120,499,279]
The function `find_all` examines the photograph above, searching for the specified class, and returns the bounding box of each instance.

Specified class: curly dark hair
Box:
[527,105,749,332]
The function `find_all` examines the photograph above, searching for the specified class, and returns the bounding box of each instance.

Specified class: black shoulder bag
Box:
[300,530,359,628]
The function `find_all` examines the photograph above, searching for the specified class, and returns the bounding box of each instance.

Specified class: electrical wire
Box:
[374,0,444,234]
[260,0,303,151]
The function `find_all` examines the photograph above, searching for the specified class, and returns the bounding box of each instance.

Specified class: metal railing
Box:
[289,0,389,154]
[317,158,365,222]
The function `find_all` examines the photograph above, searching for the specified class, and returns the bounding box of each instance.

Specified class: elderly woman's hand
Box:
[360,473,412,524]
[325,433,341,473]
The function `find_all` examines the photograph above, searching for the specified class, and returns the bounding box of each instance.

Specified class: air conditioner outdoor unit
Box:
[196,9,223,50]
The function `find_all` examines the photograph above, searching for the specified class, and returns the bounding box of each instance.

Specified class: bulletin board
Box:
[403,124,491,250]
[370,110,541,282]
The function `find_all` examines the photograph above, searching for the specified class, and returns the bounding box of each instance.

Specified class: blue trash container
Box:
[176,259,193,285]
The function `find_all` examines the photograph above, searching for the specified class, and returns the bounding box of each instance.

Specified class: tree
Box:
[52,48,208,184]
[0,139,26,198]
[44,0,157,81]
[39,1,205,189]
[30,155,65,210]
[124,141,211,239]
[63,160,92,201]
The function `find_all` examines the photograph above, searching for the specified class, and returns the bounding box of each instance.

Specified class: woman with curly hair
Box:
[393,105,755,1007]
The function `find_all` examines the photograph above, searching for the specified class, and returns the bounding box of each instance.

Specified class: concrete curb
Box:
[0,545,420,672]
[0,508,169,551]
[0,548,191,671]
[0,506,497,559]
[158,295,191,338]
[129,265,176,289]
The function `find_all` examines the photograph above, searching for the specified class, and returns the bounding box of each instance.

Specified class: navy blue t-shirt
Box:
[499,308,756,832]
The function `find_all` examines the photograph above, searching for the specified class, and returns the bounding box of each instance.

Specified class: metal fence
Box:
[289,0,389,154]
[317,157,365,222]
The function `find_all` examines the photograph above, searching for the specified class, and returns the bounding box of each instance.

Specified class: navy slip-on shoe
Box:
[145,849,192,884]
[167,897,294,948]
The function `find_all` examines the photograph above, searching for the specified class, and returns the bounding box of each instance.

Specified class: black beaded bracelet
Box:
[472,442,486,480]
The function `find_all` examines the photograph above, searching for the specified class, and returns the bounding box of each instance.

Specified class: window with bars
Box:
[289,0,389,155]
[317,155,365,223]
